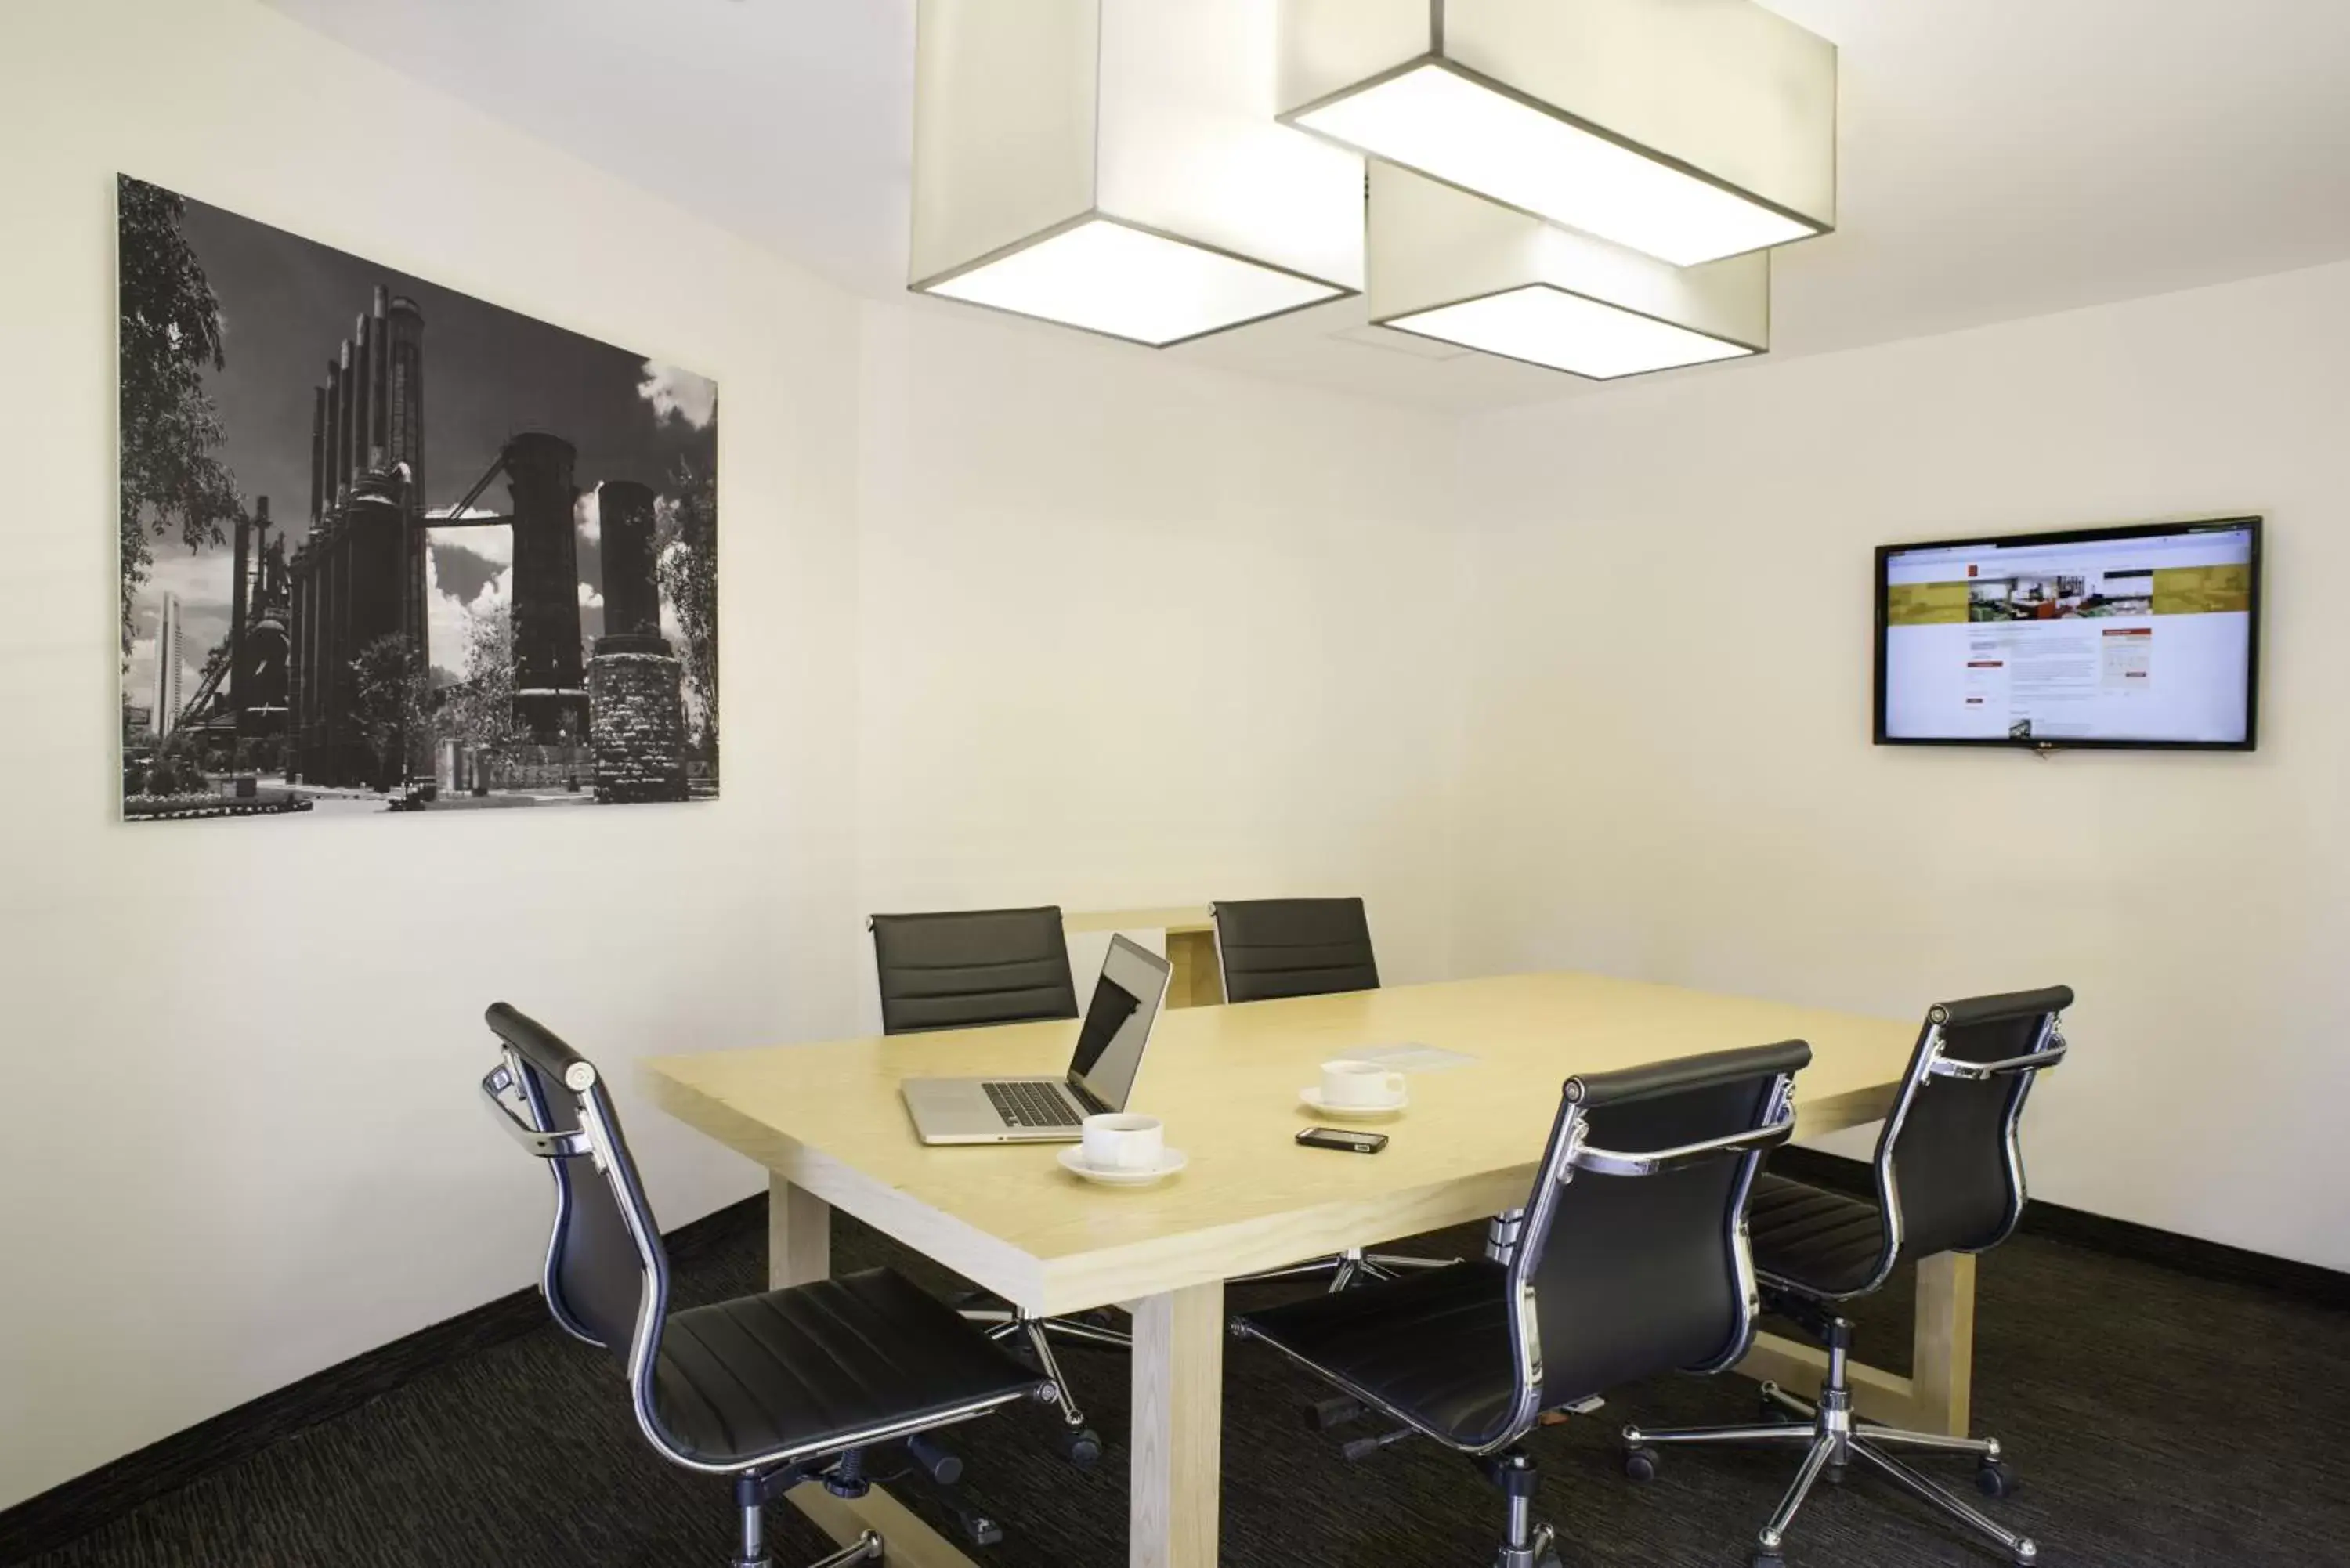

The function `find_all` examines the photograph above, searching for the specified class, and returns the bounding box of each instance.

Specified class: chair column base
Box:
[1480,1447,1559,1568]
[1623,1317,2039,1568]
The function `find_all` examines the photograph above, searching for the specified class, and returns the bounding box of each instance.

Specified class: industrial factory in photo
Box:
[117,175,720,823]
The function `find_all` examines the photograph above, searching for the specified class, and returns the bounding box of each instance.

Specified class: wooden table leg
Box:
[770,1171,831,1289]
[1130,1281,1224,1568]
[769,1173,982,1568]
[1163,928,1225,1009]
[1734,1252,1979,1438]
[1910,1251,1976,1437]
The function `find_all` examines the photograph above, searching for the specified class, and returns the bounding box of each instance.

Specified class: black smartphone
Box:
[1296,1126,1388,1154]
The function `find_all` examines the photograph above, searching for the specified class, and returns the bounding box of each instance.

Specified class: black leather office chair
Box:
[1213,896,1455,1290]
[1621,988,2073,1568]
[868,907,1121,1465]
[479,1003,1052,1568]
[1213,895,1381,1004]
[870,905,1081,1035]
[1235,1039,1812,1568]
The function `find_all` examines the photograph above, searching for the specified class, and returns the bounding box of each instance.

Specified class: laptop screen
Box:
[1067,934,1173,1111]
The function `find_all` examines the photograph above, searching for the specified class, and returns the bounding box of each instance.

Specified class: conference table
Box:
[641,970,1967,1568]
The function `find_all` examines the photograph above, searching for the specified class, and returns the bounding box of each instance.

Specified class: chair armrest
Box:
[480,1066,593,1158]
[1570,1115,1795,1178]
[1927,1041,2068,1082]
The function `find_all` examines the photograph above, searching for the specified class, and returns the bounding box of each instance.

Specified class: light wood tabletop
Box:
[642,970,1951,1568]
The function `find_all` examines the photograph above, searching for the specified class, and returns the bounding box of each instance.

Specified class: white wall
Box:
[0,0,1476,1512]
[11,0,2347,1519]
[852,303,1470,1015]
[0,0,866,1512]
[1449,262,2350,1271]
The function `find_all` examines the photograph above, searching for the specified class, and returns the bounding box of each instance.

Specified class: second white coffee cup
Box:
[1321,1059,1407,1108]
[1080,1111,1165,1172]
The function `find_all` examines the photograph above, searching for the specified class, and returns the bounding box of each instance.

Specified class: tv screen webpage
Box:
[1876,518,2261,750]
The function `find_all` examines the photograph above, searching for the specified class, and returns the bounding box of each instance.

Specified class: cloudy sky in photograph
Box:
[123,179,716,710]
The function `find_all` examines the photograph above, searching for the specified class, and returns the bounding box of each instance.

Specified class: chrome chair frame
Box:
[1623,1003,2069,1568]
[481,1031,1050,1568]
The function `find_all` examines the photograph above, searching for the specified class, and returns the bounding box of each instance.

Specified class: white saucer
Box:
[1057,1146,1188,1187]
[1299,1086,1408,1120]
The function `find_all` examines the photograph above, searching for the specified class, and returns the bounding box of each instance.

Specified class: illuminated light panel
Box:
[924,219,1346,348]
[1297,63,1818,267]
[1385,285,1755,381]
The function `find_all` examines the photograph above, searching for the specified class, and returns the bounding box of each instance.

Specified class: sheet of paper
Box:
[1350,1043,1477,1073]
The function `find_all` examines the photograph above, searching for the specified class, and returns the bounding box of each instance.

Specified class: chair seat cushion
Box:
[1235,1262,1517,1448]
[653,1266,1041,1466]
[1749,1174,1890,1298]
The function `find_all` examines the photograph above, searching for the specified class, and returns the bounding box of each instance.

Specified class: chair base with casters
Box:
[958,1302,1129,1465]
[1237,1245,1461,1292]
[1624,1292,2035,1567]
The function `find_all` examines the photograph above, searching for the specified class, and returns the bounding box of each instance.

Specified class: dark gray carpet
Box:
[24,1211,2350,1568]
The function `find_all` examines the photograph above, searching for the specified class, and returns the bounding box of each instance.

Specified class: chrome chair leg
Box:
[1755,1432,1838,1560]
[1036,1313,1133,1349]
[1850,1440,2038,1563]
[1239,1245,1463,1291]
[1631,1421,1816,1447]
[1017,1316,1107,1465]
[1859,1426,2002,1459]
[804,1530,884,1568]
[1019,1320,1082,1427]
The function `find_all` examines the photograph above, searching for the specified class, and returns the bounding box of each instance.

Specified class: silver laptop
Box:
[902,934,1173,1145]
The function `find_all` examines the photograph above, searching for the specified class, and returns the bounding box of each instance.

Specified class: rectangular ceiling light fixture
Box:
[911,0,1365,348]
[1368,161,1767,380]
[1281,0,1836,268]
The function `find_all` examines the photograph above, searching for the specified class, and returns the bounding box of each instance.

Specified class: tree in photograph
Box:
[118,176,244,657]
[653,457,720,767]
[439,602,530,759]
[350,633,426,793]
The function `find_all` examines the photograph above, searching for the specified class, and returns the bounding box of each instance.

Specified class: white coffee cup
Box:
[1321,1059,1407,1109]
[1080,1112,1165,1172]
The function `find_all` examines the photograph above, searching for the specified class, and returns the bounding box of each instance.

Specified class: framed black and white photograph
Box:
[117,174,720,822]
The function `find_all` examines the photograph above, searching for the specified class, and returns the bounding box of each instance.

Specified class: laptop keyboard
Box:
[983,1080,1083,1129]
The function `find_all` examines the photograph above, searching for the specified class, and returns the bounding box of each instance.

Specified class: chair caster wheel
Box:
[1623,1446,1659,1483]
[1058,1426,1103,1468]
[1976,1458,2016,1498]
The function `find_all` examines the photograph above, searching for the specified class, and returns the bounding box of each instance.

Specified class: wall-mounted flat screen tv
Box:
[1875,517,2261,750]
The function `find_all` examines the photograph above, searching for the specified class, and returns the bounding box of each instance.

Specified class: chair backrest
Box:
[1500,1039,1811,1438]
[1872,986,2073,1266]
[1211,897,1379,1003]
[479,1003,670,1386]
[869,906,1080,1035]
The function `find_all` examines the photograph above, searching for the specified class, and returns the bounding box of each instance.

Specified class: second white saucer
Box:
[1057,1146,1188,1187]
[1299,1086,1408,1121]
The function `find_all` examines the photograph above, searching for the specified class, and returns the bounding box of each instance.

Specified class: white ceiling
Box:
[266,0,2350,412]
